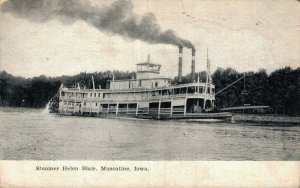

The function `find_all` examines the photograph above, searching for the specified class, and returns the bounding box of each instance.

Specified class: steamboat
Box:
[54,47,232,120]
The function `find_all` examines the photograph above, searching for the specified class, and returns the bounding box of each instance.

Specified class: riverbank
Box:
[233,114,300,126]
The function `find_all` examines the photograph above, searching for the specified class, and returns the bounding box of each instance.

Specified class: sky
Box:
[0,0,299,78]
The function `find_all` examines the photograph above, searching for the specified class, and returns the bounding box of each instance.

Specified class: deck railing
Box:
[60,92,215,102]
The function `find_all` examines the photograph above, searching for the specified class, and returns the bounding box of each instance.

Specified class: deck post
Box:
[60,100,63,112]
[170,97,173,117]
[66,99,69,112]
[107,102,110,114]
[184,98,187,116]
[158,99,161,119]
[116,101,119,116]
[73,98,76,114]
[89,101,92,115]
[126,103,129,114]
[81,100,84,115]
[135,102,138,117]
[97,101,101,116]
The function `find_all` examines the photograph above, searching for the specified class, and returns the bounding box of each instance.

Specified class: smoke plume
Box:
[1,0,195,49]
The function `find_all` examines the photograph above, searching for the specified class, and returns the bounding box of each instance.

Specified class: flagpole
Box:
[204,48,209,109]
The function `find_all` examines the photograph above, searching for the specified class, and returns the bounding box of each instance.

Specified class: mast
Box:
[204,48,210,109]
[92,76,95,91]
[147,54,150,64]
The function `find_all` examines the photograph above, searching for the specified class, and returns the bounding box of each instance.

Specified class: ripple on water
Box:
[0,107,299,160]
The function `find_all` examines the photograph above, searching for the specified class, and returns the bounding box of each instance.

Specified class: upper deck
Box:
[59,54,215,102]
[109,55,172,90]
[60,82,215,103]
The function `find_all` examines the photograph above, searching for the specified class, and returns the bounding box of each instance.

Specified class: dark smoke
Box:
[1,0,195,49]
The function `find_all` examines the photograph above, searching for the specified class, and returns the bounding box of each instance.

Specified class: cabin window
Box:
[61,92,65,96]
[162,90,168,96]
[128,103,137,108]
[94,93,96,97]
[188,87,196,94]
[98,93,100,97]
[207,87,211,94]
[103,94,106,98]
[95,103,97,106]
[199,87,203,93]
[139,80,142,86]
[181,87,187,94]
[161,102,171,108]
[212,88,215,94]
[84,102,86,105]
[174,88,180,95]
[149,102,159,108]
[119,104,127,108]
[90,93,92,97]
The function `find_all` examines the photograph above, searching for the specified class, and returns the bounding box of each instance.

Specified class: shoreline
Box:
[232,114,300,126]
[0,107,300,126]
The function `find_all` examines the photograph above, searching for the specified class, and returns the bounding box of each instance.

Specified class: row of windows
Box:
[62,86,215,99]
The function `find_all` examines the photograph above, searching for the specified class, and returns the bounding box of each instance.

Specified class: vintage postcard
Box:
[0,0,299,187]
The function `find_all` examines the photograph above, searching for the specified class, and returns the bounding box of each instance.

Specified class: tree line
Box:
[0,67,299,115]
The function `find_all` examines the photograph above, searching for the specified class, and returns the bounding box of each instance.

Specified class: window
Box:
[181,87,187,94]
[98,93,101,97]
[90,93,92,97]
[139,80,142,86]
[95,103,97,106]
[94,93,96,97]
[199,87,203,93]
[188,87,196,94]
[162,90,168,95]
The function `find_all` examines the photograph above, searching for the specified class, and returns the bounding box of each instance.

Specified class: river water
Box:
[0,107,299,160]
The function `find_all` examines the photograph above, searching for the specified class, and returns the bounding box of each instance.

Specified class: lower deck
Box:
[58,97,230,120]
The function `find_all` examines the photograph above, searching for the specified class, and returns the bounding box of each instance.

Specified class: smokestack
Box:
[191,49,196,79]
[178,47,183,82]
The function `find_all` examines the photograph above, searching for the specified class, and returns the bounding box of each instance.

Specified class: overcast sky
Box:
[0,0,299,78]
